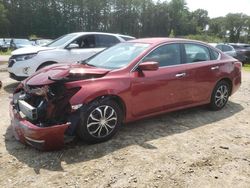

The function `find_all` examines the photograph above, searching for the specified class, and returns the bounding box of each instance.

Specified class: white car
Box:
[8,32,135,80]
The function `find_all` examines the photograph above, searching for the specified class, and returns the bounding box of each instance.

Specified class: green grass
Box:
[243,64,250,71]
[0,49,12,55]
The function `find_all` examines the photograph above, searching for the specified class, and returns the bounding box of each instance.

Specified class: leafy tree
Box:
[224,13,248,42]
[0,0,249,43]
[192,9,209,33]
[0,1,9,36]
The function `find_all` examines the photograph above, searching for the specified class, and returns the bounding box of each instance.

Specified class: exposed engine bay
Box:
[13,82,79,128]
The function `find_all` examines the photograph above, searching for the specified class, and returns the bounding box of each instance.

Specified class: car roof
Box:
[229,43,250,47]
[128,37,206,45]
[70,32,134,38]
[215,43,233,46]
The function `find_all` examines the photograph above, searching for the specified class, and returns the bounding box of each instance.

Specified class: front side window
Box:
[184,43,210,63]
[95,35,120,47]
[142,44,181,67]
[71,35,96,48]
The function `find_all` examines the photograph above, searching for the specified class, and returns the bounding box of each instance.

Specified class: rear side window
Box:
[143,44,181,67]
[95,35,120,47]
[210,49,220,60]
[216,45,223,50]
[222,45,233,52]
[184,43,210,63]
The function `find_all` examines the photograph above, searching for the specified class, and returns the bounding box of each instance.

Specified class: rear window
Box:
[95,35,120,47]
[120,36,135,41]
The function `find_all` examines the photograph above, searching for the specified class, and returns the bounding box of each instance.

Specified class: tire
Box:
[77,98,123,144]
[209,80,230,111]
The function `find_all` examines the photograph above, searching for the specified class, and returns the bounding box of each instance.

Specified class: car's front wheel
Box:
[209,80,230,111]
[77,99,123,143]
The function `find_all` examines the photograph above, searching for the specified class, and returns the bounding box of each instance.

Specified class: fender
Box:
[67,77,131,106]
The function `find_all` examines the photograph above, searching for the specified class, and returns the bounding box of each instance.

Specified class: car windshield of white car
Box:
[47,33,78,47]
[85,42,150,70]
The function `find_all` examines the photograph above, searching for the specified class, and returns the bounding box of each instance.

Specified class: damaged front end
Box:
[10,82,81,151]
[10,64,110,150]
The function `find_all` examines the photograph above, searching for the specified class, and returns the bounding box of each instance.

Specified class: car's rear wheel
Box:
[209,80,230,111]
[77,99,122,143]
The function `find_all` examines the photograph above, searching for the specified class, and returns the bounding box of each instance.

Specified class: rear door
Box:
[182,43,222,104]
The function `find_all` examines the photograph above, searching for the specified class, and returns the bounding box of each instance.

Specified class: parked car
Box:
[3,38,11,49]
[10,38,241,150]
[229,43,250,64]
[0,39,8,52]
[8,32,135,81]
[211,43,247,64]
[10,39,33,50]
[31,39,53,46]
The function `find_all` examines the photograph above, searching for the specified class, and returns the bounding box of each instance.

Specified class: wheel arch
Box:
[36,61,58,71]
[87,95,127,122]
[216,77,233,95]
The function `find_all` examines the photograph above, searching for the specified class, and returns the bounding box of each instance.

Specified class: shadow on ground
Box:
[4,100,244,173]
[3,82,19,93]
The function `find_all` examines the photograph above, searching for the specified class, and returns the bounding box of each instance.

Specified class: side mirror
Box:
[138,61,159,71]
[67,43,79,49]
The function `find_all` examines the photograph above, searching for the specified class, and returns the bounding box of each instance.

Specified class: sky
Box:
[185,0,250,18]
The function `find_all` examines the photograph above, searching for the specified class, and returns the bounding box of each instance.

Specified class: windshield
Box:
[46,33,78,47]
[84,42,150,69]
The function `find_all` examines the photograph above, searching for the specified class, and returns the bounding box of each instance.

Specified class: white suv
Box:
[8,32,134,80]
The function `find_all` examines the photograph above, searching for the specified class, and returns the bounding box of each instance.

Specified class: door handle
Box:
[175,73,186,78]
[211,66,219,70]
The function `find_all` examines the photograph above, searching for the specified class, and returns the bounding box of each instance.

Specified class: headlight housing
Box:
[15,53,37,61]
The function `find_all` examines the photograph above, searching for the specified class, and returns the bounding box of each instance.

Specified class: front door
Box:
[131,43,193,117]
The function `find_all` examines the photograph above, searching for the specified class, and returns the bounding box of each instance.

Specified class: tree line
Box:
[0,0,250,43]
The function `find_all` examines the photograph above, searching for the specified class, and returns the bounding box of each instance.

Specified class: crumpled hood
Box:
[24,64,110,86]
[11,46,56,55]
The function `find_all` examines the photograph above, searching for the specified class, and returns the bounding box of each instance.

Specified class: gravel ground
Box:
[0,70,249,188]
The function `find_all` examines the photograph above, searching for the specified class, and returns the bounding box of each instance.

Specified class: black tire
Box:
[77,98,123,144]
[209,80,230,111]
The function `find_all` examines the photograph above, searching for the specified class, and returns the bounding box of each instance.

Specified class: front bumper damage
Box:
[10,104,70,150]
[9,82,81,151]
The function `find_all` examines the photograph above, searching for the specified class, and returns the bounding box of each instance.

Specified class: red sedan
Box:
[10,38,241,150]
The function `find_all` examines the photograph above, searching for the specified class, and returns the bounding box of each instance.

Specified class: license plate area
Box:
[18,100,37,120]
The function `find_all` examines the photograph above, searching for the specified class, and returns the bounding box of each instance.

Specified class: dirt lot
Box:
[0,70,249,188]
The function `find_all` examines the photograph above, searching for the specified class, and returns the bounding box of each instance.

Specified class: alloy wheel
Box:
[215,85,229,108]
[87,105,118,138]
